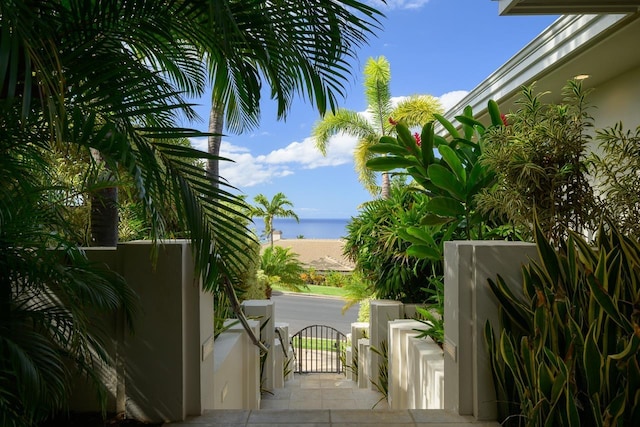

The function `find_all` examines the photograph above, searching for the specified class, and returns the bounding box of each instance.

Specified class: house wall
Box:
[70,241,215,423]
[590,64,640,130]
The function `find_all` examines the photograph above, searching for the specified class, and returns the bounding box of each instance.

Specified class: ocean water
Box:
[251,218,350,240]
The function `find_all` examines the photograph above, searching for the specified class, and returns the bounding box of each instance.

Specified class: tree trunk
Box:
[90,148,118,247]
[381,172,391,200]
[269,217,274,248]
[207,102,224,189]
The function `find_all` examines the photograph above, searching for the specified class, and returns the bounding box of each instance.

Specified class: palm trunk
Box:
[90,148,118,246]
[269,217,274,248]
[381,172,391,200]
[207,102,224,189]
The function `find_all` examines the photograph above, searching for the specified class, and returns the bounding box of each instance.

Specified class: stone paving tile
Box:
[330,409,414,424]
[288,400,323,409]
[409,410,476,423]
[288,389,323,402]
[249,409,330,424]
[321,399,357,409]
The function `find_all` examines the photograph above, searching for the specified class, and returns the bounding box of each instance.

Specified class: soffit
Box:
[495,0,640,15]
[441,13,640,126]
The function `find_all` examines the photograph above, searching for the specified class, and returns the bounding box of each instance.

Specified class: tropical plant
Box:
[369,340,389,407]
[412,277,445,347]
[590,123,640,239]
[343,183,437,302]
[485,220,640,426]
[479,81,598,242]
[367,103,503,240]
[251,193,300,247]
[0,1,380,424]
[340,272,374,315]
[312,56,442,198]
[204,0,382,186]
[0,122,138,426]
[260,247,308,293]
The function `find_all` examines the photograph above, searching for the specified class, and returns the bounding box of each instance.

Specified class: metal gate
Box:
[291,325,347,374]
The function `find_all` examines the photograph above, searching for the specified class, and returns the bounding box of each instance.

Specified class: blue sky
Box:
[188,0,557,219]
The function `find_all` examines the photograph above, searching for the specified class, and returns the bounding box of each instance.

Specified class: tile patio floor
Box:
[163,373,500,426]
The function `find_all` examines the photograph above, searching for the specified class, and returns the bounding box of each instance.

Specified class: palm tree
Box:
[0,1,382,424]
[312,56,443,199]
[204,0,383,187]
[251,193,300,247]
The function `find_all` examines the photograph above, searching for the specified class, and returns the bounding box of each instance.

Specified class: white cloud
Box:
[438,90,469,111]
[189,133,357,188]
[187,90,467,189]
[368,0,430,10]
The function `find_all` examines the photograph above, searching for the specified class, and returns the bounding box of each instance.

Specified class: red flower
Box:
[500,113,508,126]
[388,117,398,126]
[414,132,421,146]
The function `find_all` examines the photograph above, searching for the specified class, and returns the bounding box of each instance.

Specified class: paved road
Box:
[271,292,360,335]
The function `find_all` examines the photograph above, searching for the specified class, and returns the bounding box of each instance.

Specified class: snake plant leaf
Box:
[426,196,465,217]
[488,275,532,333]
[368,143,409,156]
[534,220,560,286]
[606,392,627,425]
[438,145,466,185]
[366,156,417,171]
[566,392,580,427]
[584,325,602,394]
[538,363,554,400]
[427,164,465,201]
[587,273,633,332]
[589,395,605,427]
[499,332,522,383]
[610,334,640,361]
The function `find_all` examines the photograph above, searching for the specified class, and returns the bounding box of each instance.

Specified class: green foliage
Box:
[485,221,640,426]
[357,298,372,323]
[251,193,299,247]
[313,56,442,196]
[412,277,445,347]
[343,185,437,302]
[300,268,325,286]
[479,81,598,242]
[260,247,308,293]
[369,340,389,407]
[591,123,640,239]
[0,125,138,426]
[367,105,499,240]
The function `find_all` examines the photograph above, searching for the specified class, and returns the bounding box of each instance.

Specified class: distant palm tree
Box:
[252,193,300,247]
[312,56,443,199]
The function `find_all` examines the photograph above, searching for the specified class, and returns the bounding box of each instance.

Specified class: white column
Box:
[357,338,371,389]
[242,300,275,392]
[369,300,402,391]
[387,320,422,409]
[350,322,369,382]
[443,241,537,420]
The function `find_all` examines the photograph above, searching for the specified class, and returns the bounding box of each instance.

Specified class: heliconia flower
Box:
[388,117,398,126]
[414,132,421,146]
[500,113,508,126]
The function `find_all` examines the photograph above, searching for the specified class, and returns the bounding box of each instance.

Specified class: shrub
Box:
[485,221,640,426]
[479,81,598,242]
[260,246,308,292]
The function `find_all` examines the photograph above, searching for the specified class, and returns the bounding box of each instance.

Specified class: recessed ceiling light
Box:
[574,74,590,80]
